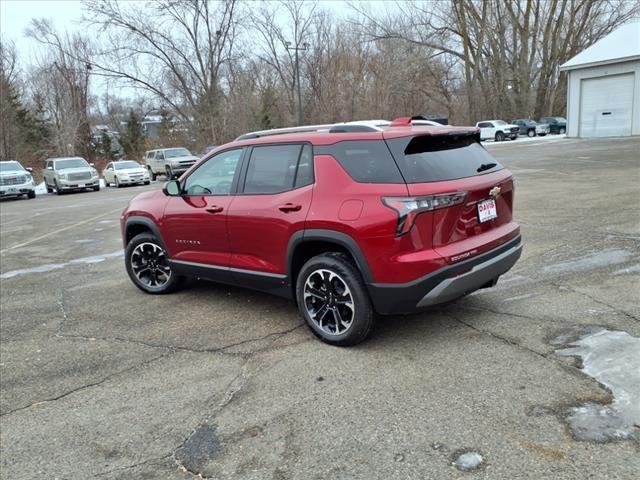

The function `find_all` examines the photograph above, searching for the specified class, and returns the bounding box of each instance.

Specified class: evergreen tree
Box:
[120,110,145,158]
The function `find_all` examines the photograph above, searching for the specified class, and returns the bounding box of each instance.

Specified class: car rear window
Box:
[318,140,404,183]
[385,134,503,183]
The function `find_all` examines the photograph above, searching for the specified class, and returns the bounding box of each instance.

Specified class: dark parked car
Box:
[121,117,521,345]
[539,117,567,134]
[512,119,549,137]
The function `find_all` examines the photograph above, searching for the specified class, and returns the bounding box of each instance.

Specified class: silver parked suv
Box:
[42,157,100,194]
[0,160,36,199]
[144,148,199,180]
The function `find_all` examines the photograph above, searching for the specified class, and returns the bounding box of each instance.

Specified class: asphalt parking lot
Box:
[1,136,639,479]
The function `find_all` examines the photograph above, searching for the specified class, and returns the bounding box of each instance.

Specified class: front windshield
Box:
[115,161,141,170]
[494,120,507,126]
[0,161,23,172]
[55,158,89,169]
[555,117,566,122]
[164,148,191,159]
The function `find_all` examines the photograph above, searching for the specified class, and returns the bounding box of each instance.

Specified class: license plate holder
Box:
[478,198,498,223]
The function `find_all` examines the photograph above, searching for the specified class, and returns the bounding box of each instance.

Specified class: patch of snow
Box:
[502,293,536,302]
[1,251,123,279]
[542,249,634,274]
[453,452,483,471]
[484,134,566,147]
[34,182,48,195]
[556,329,640,442]
[612,264,640,275]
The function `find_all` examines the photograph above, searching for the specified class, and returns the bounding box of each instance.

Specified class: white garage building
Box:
[560,22,640,138]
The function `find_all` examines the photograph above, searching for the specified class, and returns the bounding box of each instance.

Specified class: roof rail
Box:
[235,120,390,141]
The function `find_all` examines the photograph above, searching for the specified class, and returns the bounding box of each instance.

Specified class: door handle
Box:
[278,203,302,212]
[205,206,224,214]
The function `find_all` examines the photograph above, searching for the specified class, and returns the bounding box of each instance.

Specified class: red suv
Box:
[121,117,522,346]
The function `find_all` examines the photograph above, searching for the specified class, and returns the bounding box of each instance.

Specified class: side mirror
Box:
[163,180,181,196]
[90,162,95,167]
[47,166,53,170]
[26,167,33,172]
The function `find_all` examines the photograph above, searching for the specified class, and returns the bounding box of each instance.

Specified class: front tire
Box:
[148,167,157,181]
[46,182,53,193]
[559,127,566,134]
[27,190,36,199]
[495,131,505,142]
[54,179,63,195]
[165,165,174,180]
[296,252,375,346]
[527,129,535,137]
[115,177,121,188]
[125,233,184,294]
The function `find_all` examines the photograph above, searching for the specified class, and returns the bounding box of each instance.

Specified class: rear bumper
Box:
[368,235,522,314]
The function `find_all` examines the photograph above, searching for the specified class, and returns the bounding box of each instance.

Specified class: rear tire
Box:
[125,233,184,294]
[296,252,375,346]
[495,131,505,142]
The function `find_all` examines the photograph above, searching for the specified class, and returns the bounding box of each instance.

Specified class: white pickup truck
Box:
[475,120,520,142]
[144,148,199,180]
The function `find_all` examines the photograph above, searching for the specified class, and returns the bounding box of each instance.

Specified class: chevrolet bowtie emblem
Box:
[489,186,502,198]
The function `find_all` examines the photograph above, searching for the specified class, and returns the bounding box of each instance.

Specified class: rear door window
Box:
[243,144,304,194]
[385,134,503,183]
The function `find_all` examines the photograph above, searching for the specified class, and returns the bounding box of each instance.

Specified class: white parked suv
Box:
[476,120,520,142]
[103,160,150,187]
[144,148,199,180]
[42,157,100,194]
[0,160,36,199]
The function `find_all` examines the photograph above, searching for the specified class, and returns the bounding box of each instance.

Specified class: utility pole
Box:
[286,41,308,126]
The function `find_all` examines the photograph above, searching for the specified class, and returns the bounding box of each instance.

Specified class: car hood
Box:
[505,124,519,129]
[168,155,199,162]
[0,169,28,177]
[537,123,550,128]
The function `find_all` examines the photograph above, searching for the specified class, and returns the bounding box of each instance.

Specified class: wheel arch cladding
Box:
[124,216,165,248]
[286,229,374,290]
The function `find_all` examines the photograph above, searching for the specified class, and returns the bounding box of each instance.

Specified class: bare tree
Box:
[83,0,242,145]
[26,19,94,158]
[352,0,640,122]
[251,0,318,126]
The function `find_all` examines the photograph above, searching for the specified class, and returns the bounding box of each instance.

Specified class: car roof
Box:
[48,157,86,161]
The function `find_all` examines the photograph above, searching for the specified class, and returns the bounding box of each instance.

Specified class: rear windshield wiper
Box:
[477,163,497,173]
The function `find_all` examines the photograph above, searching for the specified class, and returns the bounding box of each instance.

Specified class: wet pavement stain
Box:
[175,424,220,475]
[552,328,640,443]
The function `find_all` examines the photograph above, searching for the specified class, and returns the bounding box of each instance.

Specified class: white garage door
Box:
[579,73,634,137]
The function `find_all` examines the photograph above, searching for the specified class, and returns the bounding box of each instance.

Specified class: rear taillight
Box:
[382,192,467,236]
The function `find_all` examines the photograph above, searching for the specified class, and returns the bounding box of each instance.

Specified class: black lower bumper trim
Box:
[368,235,522,314]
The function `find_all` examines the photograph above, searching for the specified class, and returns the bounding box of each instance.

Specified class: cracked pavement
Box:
[1,136,639,479]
